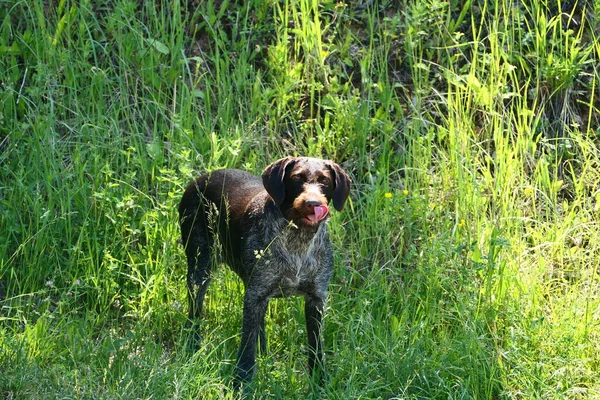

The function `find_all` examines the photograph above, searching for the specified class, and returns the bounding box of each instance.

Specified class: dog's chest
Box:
[267,228,328,298]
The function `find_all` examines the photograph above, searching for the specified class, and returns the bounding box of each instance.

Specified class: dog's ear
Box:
[327,162,351,211]
[262,156,296,205]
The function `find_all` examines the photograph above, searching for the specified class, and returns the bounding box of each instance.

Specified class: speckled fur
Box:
[178,157,350,386]
[243,197,333,300]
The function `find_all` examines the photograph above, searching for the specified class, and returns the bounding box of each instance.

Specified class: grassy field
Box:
[1,0,599,398]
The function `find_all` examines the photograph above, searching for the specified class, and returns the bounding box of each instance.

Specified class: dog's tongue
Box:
[307,205,329,223]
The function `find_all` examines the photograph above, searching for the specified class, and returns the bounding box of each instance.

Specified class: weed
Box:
[1,0,599,398]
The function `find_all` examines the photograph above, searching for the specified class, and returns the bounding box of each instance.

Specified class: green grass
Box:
[1,0,599,398]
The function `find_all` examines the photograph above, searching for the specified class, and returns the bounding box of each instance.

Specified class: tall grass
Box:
[1,0,599,398]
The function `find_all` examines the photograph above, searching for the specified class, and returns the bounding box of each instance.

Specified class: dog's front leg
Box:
[258,317,267,354]
[305,295,326,380]
[235,290,269,386]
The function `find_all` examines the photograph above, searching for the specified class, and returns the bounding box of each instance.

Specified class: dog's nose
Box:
[305,199,322,212]
[305,199,322,206]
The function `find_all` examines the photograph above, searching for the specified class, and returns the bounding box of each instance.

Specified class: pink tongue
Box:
[308,205,329,222]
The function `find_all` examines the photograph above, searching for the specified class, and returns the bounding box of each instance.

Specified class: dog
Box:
[178,156,350,385]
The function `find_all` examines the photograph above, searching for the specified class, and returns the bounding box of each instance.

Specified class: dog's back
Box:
[179,168,265,225]
[179,169,266,271]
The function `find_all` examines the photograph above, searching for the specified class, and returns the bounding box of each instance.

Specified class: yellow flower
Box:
[458,219,465,228]
[384,192,393,199]
[524,187,534,196]
[403,189,409,196]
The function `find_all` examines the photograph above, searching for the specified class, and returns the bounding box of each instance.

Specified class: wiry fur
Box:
[178,157,350,386]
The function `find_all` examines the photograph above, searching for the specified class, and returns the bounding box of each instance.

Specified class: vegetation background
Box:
[1,0,599,398]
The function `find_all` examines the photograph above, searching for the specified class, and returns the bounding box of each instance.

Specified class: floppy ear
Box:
[327,162,351,211]
[262,156,296,205]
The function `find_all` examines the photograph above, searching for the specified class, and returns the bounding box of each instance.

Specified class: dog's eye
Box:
[291,174,305,182]
[317,176,330,185]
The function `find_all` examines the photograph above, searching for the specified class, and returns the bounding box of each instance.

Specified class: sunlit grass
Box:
[1,0,599,398]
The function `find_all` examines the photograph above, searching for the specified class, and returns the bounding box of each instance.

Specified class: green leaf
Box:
[147,38,169,55]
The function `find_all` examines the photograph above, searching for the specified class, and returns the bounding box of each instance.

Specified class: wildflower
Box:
[45,280,54,287]
[403,189,409,196]
[384,192,393,199]
[524,187,534,196]
[458,219,466,228]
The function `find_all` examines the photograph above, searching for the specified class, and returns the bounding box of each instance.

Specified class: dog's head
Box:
[262,156,351,228]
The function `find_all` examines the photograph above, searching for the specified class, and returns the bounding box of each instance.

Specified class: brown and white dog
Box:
[178,156,350,385]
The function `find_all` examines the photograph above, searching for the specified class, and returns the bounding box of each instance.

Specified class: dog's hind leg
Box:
[182,224,214,350]
[186,234,212,320]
